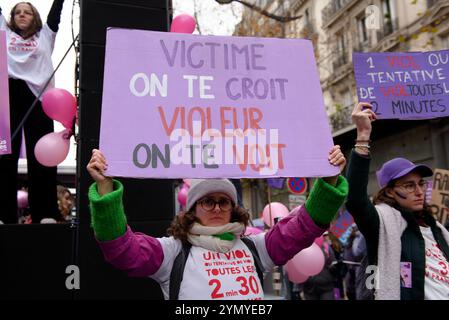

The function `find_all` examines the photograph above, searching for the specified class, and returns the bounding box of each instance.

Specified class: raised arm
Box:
[264,146,348,265]
[345,102,380,262]
[87,149,164,277]
[87,149,113,197]
[47,0,65,32]
[265,176,348,265]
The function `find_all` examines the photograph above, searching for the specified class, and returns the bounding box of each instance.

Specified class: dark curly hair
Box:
[8,2,42,39]
[167,204,250,243]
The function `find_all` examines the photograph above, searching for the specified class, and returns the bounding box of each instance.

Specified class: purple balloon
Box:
[34,129,71,167]
[17,190,28,209]
[170,14,196,34]
[42,88,77,129]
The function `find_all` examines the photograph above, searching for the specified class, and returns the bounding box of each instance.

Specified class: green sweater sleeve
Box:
[88,180,127,241]
[305,175,349,225]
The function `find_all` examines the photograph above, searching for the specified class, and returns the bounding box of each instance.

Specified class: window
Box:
[381,0,397,35]
[333,31,348,69]
[336,0,346,10]
[341,89,353,108]
[441,33,449,49]
[357,15,368,44]
[427,0,438,8]
[337,31,347,56]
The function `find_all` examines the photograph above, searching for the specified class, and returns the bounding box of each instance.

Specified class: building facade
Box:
[234,0,449,216]
[319,0,449,195]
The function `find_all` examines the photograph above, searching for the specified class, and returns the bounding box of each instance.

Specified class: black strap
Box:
[241,237,264,289]
[169,241,191,300]
[169,237,264,300]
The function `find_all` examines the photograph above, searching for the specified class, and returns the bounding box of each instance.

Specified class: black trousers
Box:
[0,78,59,223]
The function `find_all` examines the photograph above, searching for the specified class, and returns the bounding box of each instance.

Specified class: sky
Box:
[173,0,242,35]
[5,0,241,171]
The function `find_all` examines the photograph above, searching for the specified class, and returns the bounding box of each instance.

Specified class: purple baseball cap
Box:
[376,158,433,189]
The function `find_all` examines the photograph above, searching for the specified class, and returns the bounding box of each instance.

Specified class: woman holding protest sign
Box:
[0,1,66,224]
[346,102,449,300]
[86,146,348,300]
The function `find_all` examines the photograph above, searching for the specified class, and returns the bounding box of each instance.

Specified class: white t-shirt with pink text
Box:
[151,233,274,300]
[420,226,449,300]
[0,15,56,99]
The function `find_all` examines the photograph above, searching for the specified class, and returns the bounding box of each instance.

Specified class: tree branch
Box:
[215,0,303,22]
[193,0,203,34]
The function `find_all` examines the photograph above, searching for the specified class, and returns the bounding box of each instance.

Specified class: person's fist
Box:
[86,149,113,195]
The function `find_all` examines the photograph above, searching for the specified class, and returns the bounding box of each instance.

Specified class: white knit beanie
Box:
[186,179,238,211]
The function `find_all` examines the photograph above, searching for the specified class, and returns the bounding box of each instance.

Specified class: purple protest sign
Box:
[0,31,11,155]
[267,178,285,189]
[353,50,449,120]
[330,210,354,240]
[100,29,338,179]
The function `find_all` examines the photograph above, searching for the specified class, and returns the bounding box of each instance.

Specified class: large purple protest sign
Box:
[100,29,338,179]
[353,50,449,120]
[0,31,11,155]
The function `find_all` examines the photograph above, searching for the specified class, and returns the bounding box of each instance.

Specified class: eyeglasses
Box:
[394,180,428,193]
[197,197,233,212]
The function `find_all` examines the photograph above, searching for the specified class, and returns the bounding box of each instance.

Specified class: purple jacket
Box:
[98,205,326,277]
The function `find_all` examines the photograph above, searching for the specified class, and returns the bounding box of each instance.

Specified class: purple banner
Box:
[267,178,285,189]
[353,50,449,120]
[0,31,11,155]
[100,29,339,179]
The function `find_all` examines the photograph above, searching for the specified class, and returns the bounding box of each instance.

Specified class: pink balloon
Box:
[262,202,290,227]
[17,190,28,209]
[183,179,191,187]
[34,129,71,167]
[285,260,309,284]
[288,243,325,276]
[177,186,188,208]
[244,226,263,236]
[314,236,324,247]
[42,88,77,129]
[181,182,189,191]
[170,14,196,33]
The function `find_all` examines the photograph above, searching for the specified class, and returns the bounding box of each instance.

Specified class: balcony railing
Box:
[322,0,354,27]
[330,105,353,134]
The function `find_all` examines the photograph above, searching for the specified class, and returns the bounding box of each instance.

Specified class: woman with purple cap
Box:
[346,102,449,300]
[86,147,348,300]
